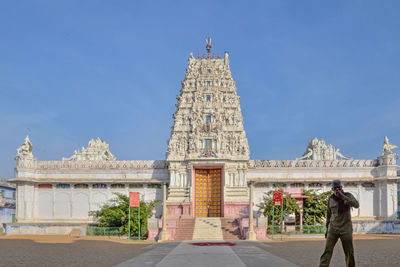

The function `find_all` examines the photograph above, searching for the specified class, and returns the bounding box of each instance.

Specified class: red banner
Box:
[273,190,283,206]
[129,192,140,207]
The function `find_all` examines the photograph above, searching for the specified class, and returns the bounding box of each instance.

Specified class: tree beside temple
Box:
[302,189,332,225]
[89,193,160,237]
[257,189,332,226]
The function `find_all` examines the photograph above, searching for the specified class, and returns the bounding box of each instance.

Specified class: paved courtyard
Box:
[0,235,399,266]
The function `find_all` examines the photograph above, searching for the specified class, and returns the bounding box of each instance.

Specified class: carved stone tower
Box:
[166,45,250,218]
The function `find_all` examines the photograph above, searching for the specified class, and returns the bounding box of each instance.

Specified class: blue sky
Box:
[1,1,399,178]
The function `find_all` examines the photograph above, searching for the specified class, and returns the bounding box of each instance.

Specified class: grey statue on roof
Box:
[297,137,351,160]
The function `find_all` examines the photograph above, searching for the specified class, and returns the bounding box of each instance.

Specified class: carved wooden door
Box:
[194,168,222,217]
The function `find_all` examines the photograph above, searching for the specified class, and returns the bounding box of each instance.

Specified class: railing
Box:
[87,227,123,236]
[267,224,326,235]
[86,226,148,239]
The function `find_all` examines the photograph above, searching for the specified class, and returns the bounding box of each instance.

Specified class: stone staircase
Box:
[221,218,243,240]
[192,217,224,240]
[174,217,243,241]
[174,218,195,241]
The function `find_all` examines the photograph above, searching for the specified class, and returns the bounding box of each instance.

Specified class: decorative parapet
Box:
[249,159,378,169]
[377,154,397,166]
[17,159,386,170]
[16,159,167,170]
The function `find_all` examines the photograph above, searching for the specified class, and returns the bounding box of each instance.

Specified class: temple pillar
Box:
[159,183,169,241]
[246,182,256,240]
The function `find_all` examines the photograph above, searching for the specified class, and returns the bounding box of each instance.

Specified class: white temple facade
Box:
[9,44,399,236]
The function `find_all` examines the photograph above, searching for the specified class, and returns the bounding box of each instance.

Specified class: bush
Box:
[89,193,160,238]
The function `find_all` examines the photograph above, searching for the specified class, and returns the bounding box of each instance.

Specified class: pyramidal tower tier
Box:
[166,45,250,207]
[166,51,250,162]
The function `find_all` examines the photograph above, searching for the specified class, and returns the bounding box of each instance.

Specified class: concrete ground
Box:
[0,235,152,267]
[263,234,400,267]
[0,235,399,266]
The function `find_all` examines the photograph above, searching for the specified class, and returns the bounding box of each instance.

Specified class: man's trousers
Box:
[319,230,355,267]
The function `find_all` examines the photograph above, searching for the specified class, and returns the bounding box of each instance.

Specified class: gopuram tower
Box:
[166,39,250,218]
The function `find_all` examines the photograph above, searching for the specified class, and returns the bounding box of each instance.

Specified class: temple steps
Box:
[221,218,243,240]
[192,217,224,240]
[174,218,195,241]
[174,217,243,241]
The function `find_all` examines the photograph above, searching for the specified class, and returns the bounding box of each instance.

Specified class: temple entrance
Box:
[194,168,222,217]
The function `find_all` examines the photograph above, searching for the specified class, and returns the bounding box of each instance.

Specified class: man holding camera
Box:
[320,180,359,267]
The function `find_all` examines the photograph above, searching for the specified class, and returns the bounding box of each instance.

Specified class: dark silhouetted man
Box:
[320,180,359,267]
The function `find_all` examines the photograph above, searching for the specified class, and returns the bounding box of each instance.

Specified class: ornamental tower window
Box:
[204,114,212,132]
[203,139,212,153]
[204,114,212,123]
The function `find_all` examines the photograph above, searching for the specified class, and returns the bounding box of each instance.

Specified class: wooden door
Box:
[194,168,222,217]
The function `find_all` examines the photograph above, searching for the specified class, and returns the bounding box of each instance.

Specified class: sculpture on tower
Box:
[297,137,351,160]
[16,135,34,159]
[63,137,116,161]
[206,37,212,54]
[382,136,397,155]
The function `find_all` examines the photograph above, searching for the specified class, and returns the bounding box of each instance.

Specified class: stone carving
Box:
[17,160,167,169]
[383,136,397,155]
[166,50,250,161]
[334,149,350,160]
[16,135,34,159]
[63,138,116,161]
[249,159,377,169]
[297,137,351,160]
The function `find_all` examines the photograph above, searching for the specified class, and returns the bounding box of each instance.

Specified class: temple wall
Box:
[11,159,399,224]
[5,223,87,236]
[247,160,399,220]
[14,160,168,223]
[17,183,165,223]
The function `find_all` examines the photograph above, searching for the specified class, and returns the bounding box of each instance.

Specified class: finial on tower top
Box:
[205,37,212,55]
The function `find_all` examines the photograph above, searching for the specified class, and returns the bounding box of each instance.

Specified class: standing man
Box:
[320,180,359,267]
